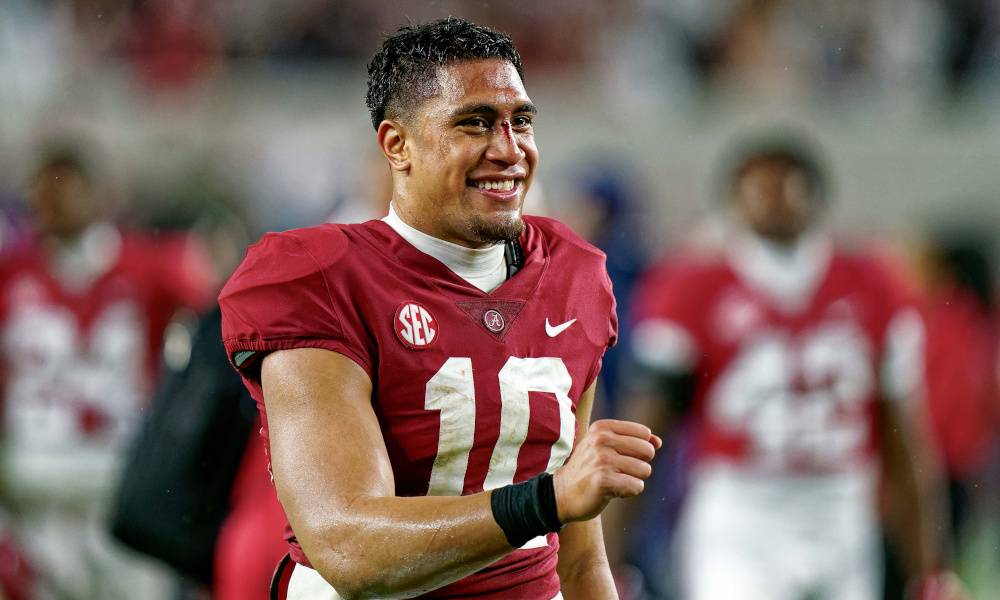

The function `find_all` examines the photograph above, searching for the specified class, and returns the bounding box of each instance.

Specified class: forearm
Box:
[883,449,944,578]
[294,491,513,600]
[263,349,514,599]
[879,402,946,579]
[263,353,658,599]
[558,518,618,600]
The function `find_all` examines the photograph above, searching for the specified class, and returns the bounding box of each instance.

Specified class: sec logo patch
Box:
[395,302,438,349]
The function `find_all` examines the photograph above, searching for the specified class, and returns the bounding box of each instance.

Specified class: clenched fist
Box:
[553,419,662,523]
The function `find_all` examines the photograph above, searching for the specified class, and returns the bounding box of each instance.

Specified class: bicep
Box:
[261,348,393,525]
[257,352,513,597]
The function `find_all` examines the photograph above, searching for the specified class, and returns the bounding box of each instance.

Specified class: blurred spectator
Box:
[119,0,226,93]
[612,130,953,600]
[907,234,1000,554]
[6,0,996,99]
[638,0,945,103]
[552,158,654,418]
[0,140,213,599]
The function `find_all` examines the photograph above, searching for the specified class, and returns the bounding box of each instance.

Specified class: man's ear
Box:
[377,120,411,172]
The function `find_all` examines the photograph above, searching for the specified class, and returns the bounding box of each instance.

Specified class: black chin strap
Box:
[504,239,524,280]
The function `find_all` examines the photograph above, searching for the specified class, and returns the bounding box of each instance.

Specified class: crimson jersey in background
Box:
[629,235,924,600]
[219,216,617,599]
[214,416,289,600]
[631,239,914,475]
[0,223,214,600]
[921,284,1000,480]
[0,225,213,502]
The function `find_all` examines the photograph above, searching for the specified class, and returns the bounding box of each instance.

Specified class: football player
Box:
[219,17,661,600]
[0,143,214,598]
[622,131,954,600]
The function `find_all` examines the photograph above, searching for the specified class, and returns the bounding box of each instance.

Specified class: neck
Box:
[726,228,833,313]
[383,203,507,293]
[47,221,122,290]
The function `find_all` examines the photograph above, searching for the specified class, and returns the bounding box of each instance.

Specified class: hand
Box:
[552,419,661,523]
[908,570,971,600]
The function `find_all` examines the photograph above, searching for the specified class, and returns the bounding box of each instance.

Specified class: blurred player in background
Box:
[618,131,958,600]
[220,17,661,600]
[0,141,213,599]
[906,235,1000,580]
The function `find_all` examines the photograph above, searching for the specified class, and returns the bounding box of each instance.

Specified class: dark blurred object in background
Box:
[112,306,256,584]
[940,0,1000,94]
[113,304,288,600]
[552,157,653,419]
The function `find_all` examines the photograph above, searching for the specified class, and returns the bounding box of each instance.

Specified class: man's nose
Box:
[485,121,525,164]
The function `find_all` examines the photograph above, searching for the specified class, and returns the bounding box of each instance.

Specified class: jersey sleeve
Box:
[863,256,927,405]
[628,261,705,374]
[582,262,619,392]
[606,264,619,351]
[218,230,371,383]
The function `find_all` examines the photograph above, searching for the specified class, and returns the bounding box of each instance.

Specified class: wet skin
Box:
[380,58,539,248]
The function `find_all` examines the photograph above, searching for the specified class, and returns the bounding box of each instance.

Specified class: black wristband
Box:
[490,472,564,548]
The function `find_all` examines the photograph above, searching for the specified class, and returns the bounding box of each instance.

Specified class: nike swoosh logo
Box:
[545,318,577,337]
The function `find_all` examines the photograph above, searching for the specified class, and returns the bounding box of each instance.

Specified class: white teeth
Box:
[475,180,515,191]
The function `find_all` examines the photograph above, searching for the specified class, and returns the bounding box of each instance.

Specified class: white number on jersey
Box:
[425,356,575,497]
[708,323,875,470]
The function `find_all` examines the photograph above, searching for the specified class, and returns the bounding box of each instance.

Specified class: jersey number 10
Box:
[425,357,576,497]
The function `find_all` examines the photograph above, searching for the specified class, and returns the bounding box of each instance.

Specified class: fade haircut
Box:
[365,17,524,130]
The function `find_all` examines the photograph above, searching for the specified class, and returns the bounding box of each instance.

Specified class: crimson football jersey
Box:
[922,284,1000,478]
[0,226,214,503]
[631,239,913,476]
[219,216,617,599]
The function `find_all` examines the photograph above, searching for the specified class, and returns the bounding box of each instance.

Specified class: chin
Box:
[471,212,524,245]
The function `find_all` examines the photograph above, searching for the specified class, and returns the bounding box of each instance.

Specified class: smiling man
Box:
[219,17,660,600]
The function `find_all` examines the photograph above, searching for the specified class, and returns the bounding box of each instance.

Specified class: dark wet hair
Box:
[935,237,995,309]
[717,129,831,205]
[365,17,524,130]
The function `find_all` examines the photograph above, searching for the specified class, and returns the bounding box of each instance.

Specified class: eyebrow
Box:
[448,102,538,120]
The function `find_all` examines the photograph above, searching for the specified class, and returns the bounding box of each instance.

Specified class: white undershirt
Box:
[725,230,833,314]
[632,228,834,373]
[382,203,507,293]
[52,221,123,291]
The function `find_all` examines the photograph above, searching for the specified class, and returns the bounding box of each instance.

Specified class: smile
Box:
[471,179,516,191]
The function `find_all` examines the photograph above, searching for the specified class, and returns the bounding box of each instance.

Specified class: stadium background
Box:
[1,1,998,598]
